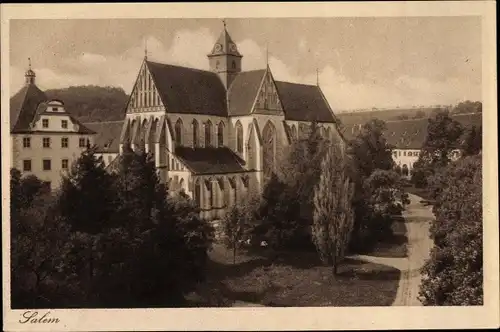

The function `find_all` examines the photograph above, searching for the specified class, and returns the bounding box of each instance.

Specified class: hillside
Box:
[337,101,482,126]
[45,85,128,123]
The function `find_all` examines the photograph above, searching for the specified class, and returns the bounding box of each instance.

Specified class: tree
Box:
[348,119,396,251]
[462,125,482,156]
[91,147,215,307]
[411,111,464,188]
[254,173,299,250]
[349,119,394,178]
[10,172,82,308]
[57,145,115,234]
[312,143,354,274]
[222,203,252,264]
[56,145,116,303]
[419,155,482,305]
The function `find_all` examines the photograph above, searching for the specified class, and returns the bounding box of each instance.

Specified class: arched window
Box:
[194,180,201,207]
[236,121,243,154]
[291,124,297,140]
[175,119,183,145]
[205,120,213,147]
[192,119,199,147]
[217,121,224,147]
[262,121,277,181]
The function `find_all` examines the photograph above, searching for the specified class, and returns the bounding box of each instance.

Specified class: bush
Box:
[419,155,482,305]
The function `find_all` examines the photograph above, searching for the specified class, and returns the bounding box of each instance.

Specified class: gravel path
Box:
[349,193,435,306]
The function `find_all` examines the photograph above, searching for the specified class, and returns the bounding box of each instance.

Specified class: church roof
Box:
[275,81,336,123]
[174,146,247,175]
[84,121,124,153]
[146,61,227,117]
[10,84,48,132]
[227,69,267,116]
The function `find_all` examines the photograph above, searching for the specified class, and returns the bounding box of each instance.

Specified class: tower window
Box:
[61,120,68,129]
[42,119,49,128]
[232,60,236,69]
[216,60,220,70]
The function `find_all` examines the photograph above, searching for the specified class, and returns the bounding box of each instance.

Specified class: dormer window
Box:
[42,119,49,128]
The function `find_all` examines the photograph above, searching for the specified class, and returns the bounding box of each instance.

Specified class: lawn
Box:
[185,244,401,307]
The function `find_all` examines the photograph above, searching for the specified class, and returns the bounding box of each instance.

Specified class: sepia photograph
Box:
[2,2,498,331]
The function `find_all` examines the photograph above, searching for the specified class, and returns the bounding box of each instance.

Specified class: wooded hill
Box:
[45,85,128,123]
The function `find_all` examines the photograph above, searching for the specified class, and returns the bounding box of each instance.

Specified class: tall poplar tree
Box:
[312,143,354,275]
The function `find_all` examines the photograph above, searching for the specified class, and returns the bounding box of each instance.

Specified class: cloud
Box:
[10,28,481,111]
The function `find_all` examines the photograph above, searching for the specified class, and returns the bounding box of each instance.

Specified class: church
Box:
[114,24,346,220]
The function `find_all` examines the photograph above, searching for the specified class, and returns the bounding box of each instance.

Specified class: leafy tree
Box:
[462,125,482,156]
[349,119,395,178]
[57,145,115,234]
[111,145,159,232]
[254,173,298,250]
[348,119,396,251]
[411,111,464,188]
[451,100,482,114]
[222,203,252,264]
[11,172,83,308]
[312,143,354,274]
[92,147,214,307]
[419,155,482,305]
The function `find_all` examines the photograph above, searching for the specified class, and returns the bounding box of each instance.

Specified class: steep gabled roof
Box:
[275,81,336,123]
[146,61,227,116]
[227,69,267,116]
[10,84,48,132]
[174,146,246,175]
[84,121,124,153]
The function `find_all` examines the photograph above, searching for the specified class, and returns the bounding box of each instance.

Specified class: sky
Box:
[9,17,481,111]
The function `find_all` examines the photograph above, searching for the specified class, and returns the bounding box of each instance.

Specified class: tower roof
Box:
[208,25,242,57]
[10,84,47,132]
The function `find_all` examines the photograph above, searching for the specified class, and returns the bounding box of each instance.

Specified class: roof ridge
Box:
[275,80,317,88]
[146,60,215,75]
[83,120,124,124]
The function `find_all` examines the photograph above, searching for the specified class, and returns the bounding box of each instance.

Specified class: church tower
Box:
[207,21,243,89]
[25,58,36,85]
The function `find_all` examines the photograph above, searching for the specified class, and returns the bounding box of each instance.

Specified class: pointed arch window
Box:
[236,121,243,154]
[205,120,213,147]
[217,121,224,147]
[194,180,201,207]
[192,119,199,147]
[175,119,183,145]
